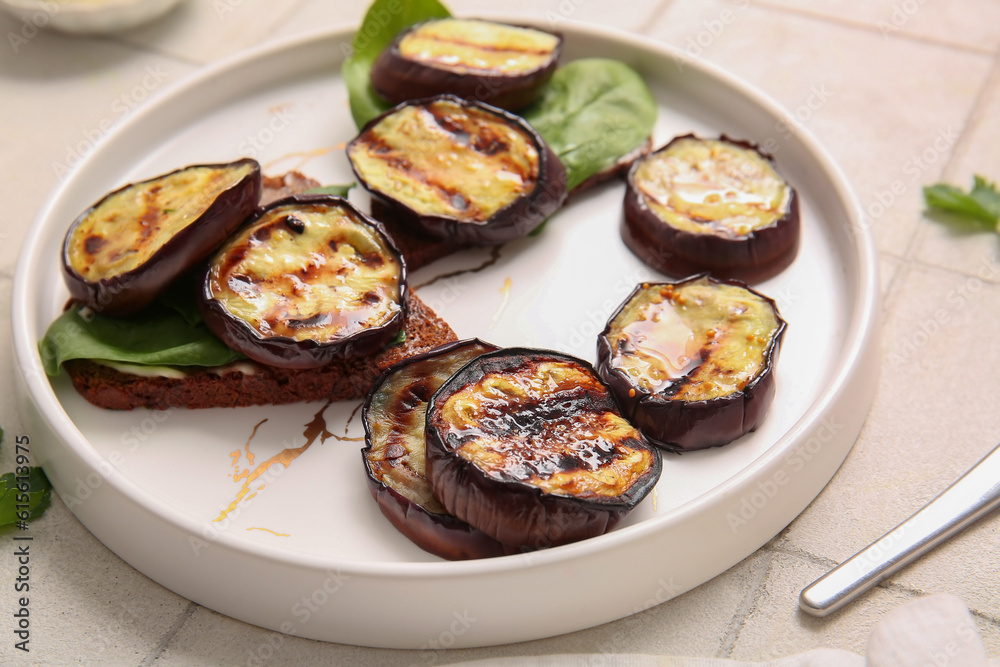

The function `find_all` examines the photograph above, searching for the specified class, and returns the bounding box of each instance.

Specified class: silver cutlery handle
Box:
[800,442,1000,616]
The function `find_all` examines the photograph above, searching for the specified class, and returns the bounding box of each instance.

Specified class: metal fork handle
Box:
[800,442,1000,617]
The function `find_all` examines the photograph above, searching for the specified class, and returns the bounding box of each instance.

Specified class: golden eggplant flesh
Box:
[425,348,661,550]
[361,339,513,560]
[596,275,786,451]
[370,18,562,111]
[199,195,406,369]
[62,158,261,315]
[347,95,566,245]
[622,135,800,283]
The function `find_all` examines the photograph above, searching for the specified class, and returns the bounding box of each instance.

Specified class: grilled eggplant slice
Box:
[425,348,661,550]
[370,18,562,111]
[596,275,786,452]
[362,339,512,560]
[62,158,261,315]
[347,95,567,245]
[622,135,799,283]
[199,195,406,369]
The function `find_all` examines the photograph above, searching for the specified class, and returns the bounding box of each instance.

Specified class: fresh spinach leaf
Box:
[39,303,244,376]
[304,183,355,197]
[523,58,657,192]
[0,467,52,528]
[342,0,451,128]
[156,271,205,326]
[924,175,1000,229]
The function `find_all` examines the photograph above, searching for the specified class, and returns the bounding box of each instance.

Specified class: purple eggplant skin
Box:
[369,19,562,112]
[199,194,407,369]
[596,276,787,452]
[362,339,521,560]
[61,158,261,315]
[424,347,662,550]
[347,95,567,246]
[621,135,800,284]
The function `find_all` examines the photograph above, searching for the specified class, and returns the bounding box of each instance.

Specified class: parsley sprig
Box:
[0,427,52,529]
[924,175,1000,229]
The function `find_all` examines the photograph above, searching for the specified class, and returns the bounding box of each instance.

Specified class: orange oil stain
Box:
[214,402,334,523]
[328,402,365,442]
[247,527,290,537]
[264,145,339,173]
[490,276,512,328]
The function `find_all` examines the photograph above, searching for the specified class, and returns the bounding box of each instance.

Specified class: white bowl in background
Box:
[0,0,182,34]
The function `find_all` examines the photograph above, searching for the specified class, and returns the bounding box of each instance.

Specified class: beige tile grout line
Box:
[141,600,198,666]
[103,0,312,66]
[900,56,1000,268]
[716,551,775,657]
[754,0,997,57]
[637,0,678,35]
[875,54,1000,318]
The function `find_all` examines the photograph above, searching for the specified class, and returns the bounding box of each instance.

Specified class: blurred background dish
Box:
[0,0,182,34]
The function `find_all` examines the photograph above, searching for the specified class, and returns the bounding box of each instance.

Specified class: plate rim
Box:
[11,19,880,643]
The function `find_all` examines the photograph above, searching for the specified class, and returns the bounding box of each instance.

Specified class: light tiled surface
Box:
[3,0,1000,664]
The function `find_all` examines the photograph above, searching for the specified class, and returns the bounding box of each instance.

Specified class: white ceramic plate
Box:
[12,22,879,648]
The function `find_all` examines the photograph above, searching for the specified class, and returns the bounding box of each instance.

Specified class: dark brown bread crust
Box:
[60,150,646,412]
[64,293,456,410]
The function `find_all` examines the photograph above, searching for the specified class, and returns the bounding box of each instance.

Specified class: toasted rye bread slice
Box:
[64,292,456,410]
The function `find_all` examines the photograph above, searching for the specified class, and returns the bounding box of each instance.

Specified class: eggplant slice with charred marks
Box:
[370,18,562,112]
[596,275,786,452]
[347,95,567,246]
[362,338,520,560]
[62,158,261,315]
[622,135,800,283]
[425,348,662,550]
[199,195,406,369]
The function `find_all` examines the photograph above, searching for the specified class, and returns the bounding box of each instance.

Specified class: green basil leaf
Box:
[156,271,204,326]
[523,58,657,192]
[304,183,355,197]
[39,303,245,376]
[924,175,1000,229]
[0,467,52,527]
[342,0,452,128]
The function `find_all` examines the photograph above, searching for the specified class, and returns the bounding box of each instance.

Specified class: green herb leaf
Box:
[924,175,1000,229]
[38,302,245,376]
[342,0,452,128]
[0,467,52,527]
[523,58,658,192]
[156,271,205,326]
[303,183,355,197]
